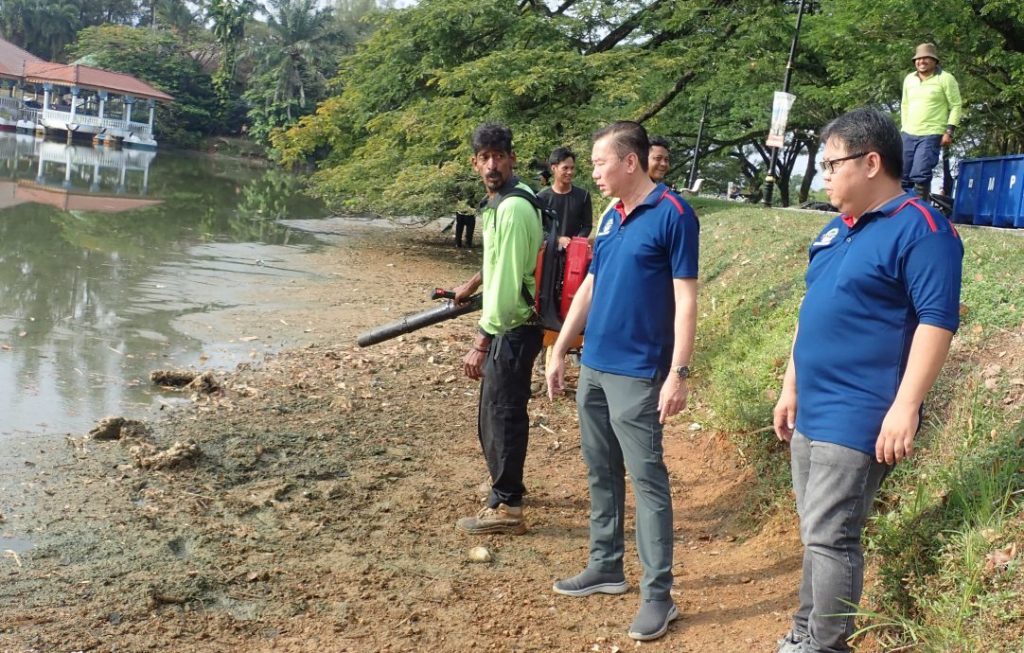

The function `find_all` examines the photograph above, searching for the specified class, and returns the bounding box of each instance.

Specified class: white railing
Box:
[41,108,152,137]
[36,140,155,169]
[0,96,20,110]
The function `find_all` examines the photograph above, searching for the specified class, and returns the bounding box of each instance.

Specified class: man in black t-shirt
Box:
[537,147,593,250]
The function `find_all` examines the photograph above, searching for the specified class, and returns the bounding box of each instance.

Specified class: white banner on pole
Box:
[766,91,796,148]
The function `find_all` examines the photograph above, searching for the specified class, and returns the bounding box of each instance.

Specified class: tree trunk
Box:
[799,137,819,204]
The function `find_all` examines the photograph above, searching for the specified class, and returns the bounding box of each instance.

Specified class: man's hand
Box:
[452,272,482,305]
[657,375,688,424]
[463,347,486,380]
[773,387,797,442]
[463,332,491,380]
[452,282,474,305]
[545,354,566,400]
[875,401,919,464]
[557,236,572,250]
[941,132,952,147]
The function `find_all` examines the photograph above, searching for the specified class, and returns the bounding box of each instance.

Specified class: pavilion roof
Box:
[0,38,45,79]
[23,61,173,102]
[13,180,163,212]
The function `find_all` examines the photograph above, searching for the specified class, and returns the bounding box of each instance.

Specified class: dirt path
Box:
[0,223,802,652]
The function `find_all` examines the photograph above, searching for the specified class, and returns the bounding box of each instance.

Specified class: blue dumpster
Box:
[953,154,1024,228]
[952,160,982,224]
[996,157,1024,228]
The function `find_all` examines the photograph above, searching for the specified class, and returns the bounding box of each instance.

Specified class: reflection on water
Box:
[0,133,327,441]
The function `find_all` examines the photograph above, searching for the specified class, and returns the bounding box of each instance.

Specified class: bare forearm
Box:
[892,325,954,408]
[671,278,697,367]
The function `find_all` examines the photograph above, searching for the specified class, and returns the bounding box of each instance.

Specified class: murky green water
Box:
[0,133,327,442]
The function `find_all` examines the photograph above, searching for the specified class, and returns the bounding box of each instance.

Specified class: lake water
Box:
[0,134,328,443]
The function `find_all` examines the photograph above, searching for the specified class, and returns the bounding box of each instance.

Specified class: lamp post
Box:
[688,94,710,192]
[763,0,808,208]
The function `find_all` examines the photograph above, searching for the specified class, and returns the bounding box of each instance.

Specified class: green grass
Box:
[687,199,1024,651]
[689,199,824,501]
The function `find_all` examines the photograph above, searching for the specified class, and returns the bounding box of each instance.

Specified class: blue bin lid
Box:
[958,154,1024,164]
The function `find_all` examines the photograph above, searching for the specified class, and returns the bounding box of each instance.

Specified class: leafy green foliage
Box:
[277,0,1024,216]
[274,0,616,216]
[207,0,257,117]
[70,25,221,147]
[242,0,342,142]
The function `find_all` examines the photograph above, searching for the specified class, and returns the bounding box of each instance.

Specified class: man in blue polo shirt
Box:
[773,108,963,653]
[545,121,699,642]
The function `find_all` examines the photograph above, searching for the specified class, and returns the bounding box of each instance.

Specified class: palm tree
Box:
[243,0,339,139]
[206,0,256,110]
[0,0,81,60]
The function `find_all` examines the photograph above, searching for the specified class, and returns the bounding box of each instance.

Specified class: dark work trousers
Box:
[455,212,476,247]
[478,323,543,508]
[901,132,943,189]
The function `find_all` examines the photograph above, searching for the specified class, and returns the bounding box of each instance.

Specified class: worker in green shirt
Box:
[452,123,544,535]
[900,42,962,199]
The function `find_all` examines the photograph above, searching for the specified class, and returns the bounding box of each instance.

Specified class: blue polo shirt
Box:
[794,193,963,455]
[582,183,700,379]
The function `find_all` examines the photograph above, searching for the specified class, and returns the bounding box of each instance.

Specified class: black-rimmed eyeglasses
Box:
[819,152,867,175]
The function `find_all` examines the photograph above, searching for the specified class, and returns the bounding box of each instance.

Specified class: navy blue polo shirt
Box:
[582,183,700,379]
[794,193,963,454]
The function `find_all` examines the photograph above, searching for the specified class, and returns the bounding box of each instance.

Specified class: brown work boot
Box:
[456,503,526,535]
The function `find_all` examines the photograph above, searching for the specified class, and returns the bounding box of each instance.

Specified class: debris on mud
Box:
[88,416,150,441]
[150,369,198,387]
[151,369,223,396]
[187,371,222,395]
[130,439,200,470]
[147,586,188,606]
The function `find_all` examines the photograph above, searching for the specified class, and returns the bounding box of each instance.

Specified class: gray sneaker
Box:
[776,630,806,653]
[627,598,679,641]
[552,568,629,597]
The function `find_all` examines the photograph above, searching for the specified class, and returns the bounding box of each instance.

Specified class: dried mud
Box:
[0,225,803,652]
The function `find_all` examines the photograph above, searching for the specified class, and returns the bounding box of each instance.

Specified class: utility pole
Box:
[688,94,710,192]
[763,0,808,208]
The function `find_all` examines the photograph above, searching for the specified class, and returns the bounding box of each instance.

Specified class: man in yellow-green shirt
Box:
[452,123,544,536]
[900,42,962,199]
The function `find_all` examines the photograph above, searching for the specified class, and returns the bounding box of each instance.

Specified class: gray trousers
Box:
[577,365,674,600]
[791,431,890,653]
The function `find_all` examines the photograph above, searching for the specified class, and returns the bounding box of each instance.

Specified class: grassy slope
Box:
[687,198,1024,652]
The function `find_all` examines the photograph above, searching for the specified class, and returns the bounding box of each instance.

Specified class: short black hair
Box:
[548,147,576,166]
[470,123,514,154]
[592,121,650,172]
[649,136,671,151]
[820,108,902,180]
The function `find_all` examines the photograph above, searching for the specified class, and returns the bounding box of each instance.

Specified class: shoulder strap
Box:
[499,187,542,211]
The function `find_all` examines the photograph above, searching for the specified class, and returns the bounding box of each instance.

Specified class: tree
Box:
[71,25,221,146]
[242,0,340,142]
[274,0,1024,215]
[206,0,256,116]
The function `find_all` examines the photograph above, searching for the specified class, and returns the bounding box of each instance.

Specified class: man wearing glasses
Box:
[772,108,962,653]
[900,42,962,200]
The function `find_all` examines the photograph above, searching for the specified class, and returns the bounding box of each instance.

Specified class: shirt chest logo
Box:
[812,227,840,247]
[597,218,614,237]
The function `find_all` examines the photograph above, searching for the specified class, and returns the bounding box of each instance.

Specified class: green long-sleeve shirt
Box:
[901,69,962,136]
[478,179,542,336]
